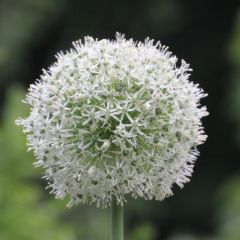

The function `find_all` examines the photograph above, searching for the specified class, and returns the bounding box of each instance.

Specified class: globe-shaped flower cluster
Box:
[16,34,208,208]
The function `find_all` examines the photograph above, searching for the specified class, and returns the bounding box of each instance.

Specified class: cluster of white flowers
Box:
[16,33,208,208]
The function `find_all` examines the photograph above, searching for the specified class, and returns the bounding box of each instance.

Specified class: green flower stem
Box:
[111,198,124,240]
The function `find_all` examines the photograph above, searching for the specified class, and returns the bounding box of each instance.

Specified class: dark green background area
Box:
[0,0,240,239]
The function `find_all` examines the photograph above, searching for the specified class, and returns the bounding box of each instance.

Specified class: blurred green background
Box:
[0,0,240,239]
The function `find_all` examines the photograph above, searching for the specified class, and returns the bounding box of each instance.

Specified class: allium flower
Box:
[16,33,208,208]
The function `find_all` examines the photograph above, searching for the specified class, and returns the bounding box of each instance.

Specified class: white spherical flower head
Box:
[16,33,208,208]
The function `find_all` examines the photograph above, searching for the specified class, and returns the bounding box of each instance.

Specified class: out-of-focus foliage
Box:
[168,234,209,240]
[217,8,240,237]
[216,176,240,240]
[167,174,240,240]
[228,10,240,143]
[127,223,156,240]
[0,0,66,85]
[229,11,240,65]
[0,86,75,240]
